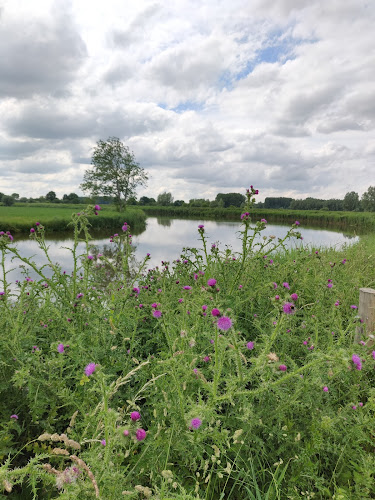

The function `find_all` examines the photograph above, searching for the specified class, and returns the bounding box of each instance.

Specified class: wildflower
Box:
[240,212,250,220]
[334,300,340,306]
[57,343,65,353]
[151,302,158,308]
[122,223,128,231]
[202,305,207,311]
[123,429,129,436]
[350,305,358,309]
[76,293,83,299]
[101,439,106,446]
[136,429,146,441]
[198,224,204,230]
[133,287,140,294]
[190,418,202,429]
[352,354,362,370]
[323,386,329,392]
[246,341,254,350]
[94,205,101,211]
[327,283,333,288]
[279,364,287,371]
[282,282,290,289]
[290,293,298,301]
[207,278,217,287]
[203,356,211,362]
[261,218,267,223]
[178,298,183,303]
[283,302,295,315]
[30,228,35,233]
[153,310,162,318]
[342,259,347,264]
[10,414,18,420]
[295,221,300,226]
[211,308,221,317]
[87,255,94,260]
[131,411,141,421]
[352,406,357,410]
[217,316,232,331]
[183,286,192,290]
[84,363,97,377]
[359,402,363,407]
[372,351,375,360]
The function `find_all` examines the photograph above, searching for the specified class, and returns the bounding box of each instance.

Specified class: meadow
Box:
[1,188,375,499]
[0,204,147,234]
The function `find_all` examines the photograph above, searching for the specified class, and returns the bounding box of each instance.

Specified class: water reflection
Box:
[1,217,359,285]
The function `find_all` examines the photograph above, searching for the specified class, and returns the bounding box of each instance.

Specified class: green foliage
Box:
[80,137,148,212]
[1,192,375,498]
[45,191,57,202]
[361,186,375,212]
[216,192,246,207]
[264,197,294,209]
[157,191,174,206]
[2,195,15,206]
[343,191,361,211]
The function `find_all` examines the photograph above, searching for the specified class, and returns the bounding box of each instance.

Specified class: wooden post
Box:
[356,288,375,346]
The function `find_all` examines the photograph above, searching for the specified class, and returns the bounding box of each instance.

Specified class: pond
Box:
[1,216,359,285]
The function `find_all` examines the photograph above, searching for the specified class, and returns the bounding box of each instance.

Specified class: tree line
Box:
[1,137,375,212]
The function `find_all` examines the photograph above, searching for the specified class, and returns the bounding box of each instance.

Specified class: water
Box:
[1,217,359,285]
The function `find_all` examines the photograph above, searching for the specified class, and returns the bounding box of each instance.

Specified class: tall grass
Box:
[1,192,375,499]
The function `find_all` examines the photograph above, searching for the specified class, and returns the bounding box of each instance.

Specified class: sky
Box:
[0,0,374,202]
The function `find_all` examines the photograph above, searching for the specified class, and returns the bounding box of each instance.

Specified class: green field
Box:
[0,204,146,233]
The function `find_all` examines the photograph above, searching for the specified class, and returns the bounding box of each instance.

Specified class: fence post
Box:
[356,288,375,346]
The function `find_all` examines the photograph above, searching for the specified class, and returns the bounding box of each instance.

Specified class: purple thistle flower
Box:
[202,305,207,311]
[183,286,192,290]
[207,278,217,287]
[94,205,101,211]
[76,293,84,299]
[130,411,141,421]
[153,310,162,318]
[295,221,300,226]
[279,364,287,371]
[372,351,375,360]
[87,255,94,260]
[352,354,362,370]
[283,302,295,315]
[10,414,18,420]
[122,223,128,232]
[190,418,202,429]
[123,429,129,436]
[282,282,290,290]
[84,363,97,377]
[198,224,204,229]
[136,429,147,441]
[30,228,35,233]
[350,305,358,309]
[323,386,329,392]
[290,293,298,301]
[217,316,232,331]
[261,218,267,223]
[57,343,65,353]
[327,283,333,288]
[246,341,254,350]
[101,439,106,446]
[273,282,278,289]
[211,308,221,317]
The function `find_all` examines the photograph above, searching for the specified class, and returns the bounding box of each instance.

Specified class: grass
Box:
[0,204,147,233]
[1,193,375,499]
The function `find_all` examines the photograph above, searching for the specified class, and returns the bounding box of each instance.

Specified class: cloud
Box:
[0,3,87,99]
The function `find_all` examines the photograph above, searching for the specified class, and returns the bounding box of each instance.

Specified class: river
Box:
[1,216,359,285]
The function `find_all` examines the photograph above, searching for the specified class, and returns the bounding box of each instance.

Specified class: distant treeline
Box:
[1,187,375,212]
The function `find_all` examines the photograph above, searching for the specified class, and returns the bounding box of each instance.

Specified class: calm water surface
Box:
[2,217,359,284]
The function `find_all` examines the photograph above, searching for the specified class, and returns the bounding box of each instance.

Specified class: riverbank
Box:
[0,204,147,233]
[1,203,374,234]
[141,205,375,231]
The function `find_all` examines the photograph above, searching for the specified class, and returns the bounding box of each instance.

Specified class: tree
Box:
[63,193,80,203]
[343,192,360,211]
[215,192,246,208]
[157,192,174,206]
[80,137,148,212]
[11,193,19,200]
[139,196,156,205]
[361,186,375,212]
[2,195,15,206]
[46,191,57,202]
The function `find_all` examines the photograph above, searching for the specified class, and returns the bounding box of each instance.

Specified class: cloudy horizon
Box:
[0,0,374,202]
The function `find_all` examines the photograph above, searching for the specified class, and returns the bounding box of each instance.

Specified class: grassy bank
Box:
[1,192,375,498]
[142,205,375,231]
[0,204,147,233]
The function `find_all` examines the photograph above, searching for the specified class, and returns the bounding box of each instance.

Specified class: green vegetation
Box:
[0,204,147,234]
[1,189,375,498]
[141,205,375,231]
